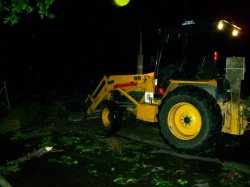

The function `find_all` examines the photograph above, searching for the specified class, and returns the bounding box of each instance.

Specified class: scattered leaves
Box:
[38,136,56,148]
[9,131,26,141]
[177,178,188,185]
[113,176,138,185]
[152,176,173,187]
[48,155,78,165]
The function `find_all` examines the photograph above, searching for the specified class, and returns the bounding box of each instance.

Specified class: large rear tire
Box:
[159,86,222,153]
[100,100,121,135]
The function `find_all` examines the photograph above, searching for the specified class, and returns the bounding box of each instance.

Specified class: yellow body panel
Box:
[85,58,250,136]
[163,79,217,98]
[136,104,158,122]
[171,79,217,87]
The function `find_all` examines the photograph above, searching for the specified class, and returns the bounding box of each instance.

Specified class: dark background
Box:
[0,0,250,97]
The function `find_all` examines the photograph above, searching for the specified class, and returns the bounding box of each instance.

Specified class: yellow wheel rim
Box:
[168,102,202,140]
[102,108,111,127]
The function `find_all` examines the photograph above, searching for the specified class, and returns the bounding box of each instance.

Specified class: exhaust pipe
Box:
[137,31,143,74]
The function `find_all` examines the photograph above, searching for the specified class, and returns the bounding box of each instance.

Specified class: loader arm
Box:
[84,72,156,117]
[84,75,112,115]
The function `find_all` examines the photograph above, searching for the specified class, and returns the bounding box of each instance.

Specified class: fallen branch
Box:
[7,147,53,165]
[0,147,53,187]
[0,174,12,187]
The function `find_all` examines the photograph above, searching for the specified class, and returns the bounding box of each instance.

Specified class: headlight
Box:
[217,20,241,37]
[217,21,224,30]
[232,29,239,37]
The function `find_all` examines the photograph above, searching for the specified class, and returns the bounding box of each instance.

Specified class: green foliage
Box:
[152,176,173,187]
[122,143,143,151]
[113,176,139,185]
[130,162,152,173]
[9,131,26,141]
[219,168,249,187]
[88,169,99,177]
[175,169,185,175]
[49,155,78,165]
[75,145,93,153]
[58,136,80,146]
[0,164,21,175]
[38,136,56,147]
[0,0,56,26]
[177,178,188,185]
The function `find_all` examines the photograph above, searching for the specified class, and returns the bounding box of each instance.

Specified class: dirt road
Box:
[1,115,250,187]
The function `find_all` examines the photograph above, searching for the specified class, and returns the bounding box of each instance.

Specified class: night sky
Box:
[0,0,250,96]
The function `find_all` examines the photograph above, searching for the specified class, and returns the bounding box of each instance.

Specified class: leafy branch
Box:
[0,0,56,26]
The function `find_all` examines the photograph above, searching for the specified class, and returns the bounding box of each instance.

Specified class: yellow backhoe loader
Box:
[84,20,250,152]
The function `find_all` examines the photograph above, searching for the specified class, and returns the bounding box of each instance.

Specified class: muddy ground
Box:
[0,109,250,187]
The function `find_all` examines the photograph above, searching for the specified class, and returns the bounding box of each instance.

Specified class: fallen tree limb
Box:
[7,147,53,165]
[0,174,12,187]
[0,146,53,187]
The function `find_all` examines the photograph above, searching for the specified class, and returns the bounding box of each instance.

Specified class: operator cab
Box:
[152,20,242,97]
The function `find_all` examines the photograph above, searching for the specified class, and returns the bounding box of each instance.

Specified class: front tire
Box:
[159,86,222,153]
[100,100,121,135]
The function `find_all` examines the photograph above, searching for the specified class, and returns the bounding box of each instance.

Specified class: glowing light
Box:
[217,20,241,37]
[217,21,224,30]
[232,29,239,37]
[114,0,130,7]
[214,51,218,62]
[45,146,53,152]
